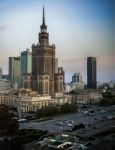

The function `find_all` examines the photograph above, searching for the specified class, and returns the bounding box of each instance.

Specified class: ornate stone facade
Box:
[31,7,64,96]
[23,73,32,89]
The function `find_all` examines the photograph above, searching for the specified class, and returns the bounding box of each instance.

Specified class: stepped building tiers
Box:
[24,7,64,96]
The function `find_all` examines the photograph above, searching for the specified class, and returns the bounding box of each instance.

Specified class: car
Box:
[60,126,63,129]
[18,118,27,122]
[54,121,64,126]
[66,120,74,124]
[100,110,106,113]
[90,112,96,116]
[84,111,88,114]
[68,123,73,127]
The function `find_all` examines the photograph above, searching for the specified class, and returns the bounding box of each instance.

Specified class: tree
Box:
[60,103,77,114]
[0,105,19,136]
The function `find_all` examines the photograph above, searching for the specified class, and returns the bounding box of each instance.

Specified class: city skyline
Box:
[0,0,115,82]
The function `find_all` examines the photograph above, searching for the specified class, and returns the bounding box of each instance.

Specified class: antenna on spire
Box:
[43,5,45,25]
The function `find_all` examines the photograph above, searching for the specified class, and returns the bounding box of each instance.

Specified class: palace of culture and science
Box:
[24,7,64,96]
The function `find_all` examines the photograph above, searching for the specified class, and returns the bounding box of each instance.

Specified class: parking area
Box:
[20,105,115,134]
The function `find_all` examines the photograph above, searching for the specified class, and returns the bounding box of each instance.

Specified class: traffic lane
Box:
[19,106,115,132]
[19,114,99,132]
[73,119,115,137]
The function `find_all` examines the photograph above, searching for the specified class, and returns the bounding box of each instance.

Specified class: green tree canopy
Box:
[0,105,19,136]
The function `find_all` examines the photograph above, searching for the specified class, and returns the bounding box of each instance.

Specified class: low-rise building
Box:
[76,92,102,104]
[16,88,70,112]
[17,95,52,112]
[18,94,70,112]
[65,89,102,104]
[0,94,17,107]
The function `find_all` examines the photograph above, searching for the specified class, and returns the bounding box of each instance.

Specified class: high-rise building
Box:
[55,67,64,93]
[0,67,2,79]
[20,49,32,87]
[72,72,82,83]
[9,57,21,88]
[71,72,84,91]
[31,7,64,96]
[87,57,97,89]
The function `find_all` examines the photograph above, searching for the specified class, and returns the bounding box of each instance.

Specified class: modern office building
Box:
[71,72,84,90]
[31,6,64,96]
[65,72,84,93]
[72,72,83,83]
[0,67,2,79]
[87,57,97,89]
[20,49,32,87]
[9,57,21,88]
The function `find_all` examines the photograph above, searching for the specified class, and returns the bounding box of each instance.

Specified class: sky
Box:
[0,0,115,83]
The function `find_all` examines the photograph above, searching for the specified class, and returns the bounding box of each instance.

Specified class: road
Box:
[19,105,115,134]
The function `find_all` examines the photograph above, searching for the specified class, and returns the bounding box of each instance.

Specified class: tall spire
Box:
[42,5,45,25]
[41,5,47,31]
[39,6,48,45]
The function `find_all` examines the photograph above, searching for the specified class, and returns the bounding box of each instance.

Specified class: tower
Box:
[32,6,56,95]
[71,72,84,91]
[87,57,97,89]
[20,49,32,87]
[9,57,20,88]
[72,72,83,83]
[55,67,64,93]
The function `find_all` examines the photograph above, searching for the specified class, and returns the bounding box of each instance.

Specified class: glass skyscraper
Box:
[87,57,97,89]
[20,49,32,87]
